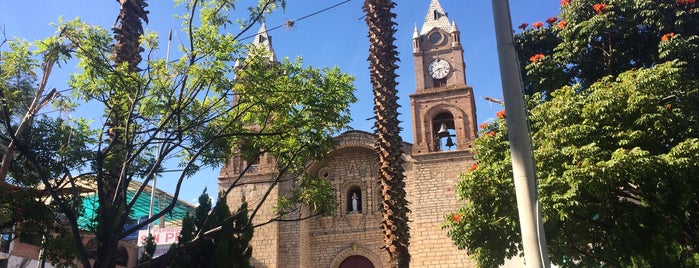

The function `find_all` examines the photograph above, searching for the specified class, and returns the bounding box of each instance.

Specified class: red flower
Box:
[496,110,506,119]
[561,0,570,6]
[546,17,558,25]
[532,21,544,28]
[479,122,489,129]
[489,131,496,137]
[529,53,545,63]
[468,164,478,172]
[453,213,462,222]
[661,32,675,41]
[518,23,529,30]
[593,3,607,14]
[557,20,568,29]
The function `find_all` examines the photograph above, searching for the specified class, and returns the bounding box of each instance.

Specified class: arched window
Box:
[347,186,362,214]
[433,112,456,151]
[115,246,129,266]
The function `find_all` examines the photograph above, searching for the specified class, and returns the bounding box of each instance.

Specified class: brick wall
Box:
[406,151,477,268]
[220,131,478,267]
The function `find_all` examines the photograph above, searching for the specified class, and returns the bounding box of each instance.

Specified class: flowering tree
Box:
[446,1,699,267]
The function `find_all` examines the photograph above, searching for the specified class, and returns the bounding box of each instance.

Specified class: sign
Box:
[137,244,172,259]
[137,227,182,247]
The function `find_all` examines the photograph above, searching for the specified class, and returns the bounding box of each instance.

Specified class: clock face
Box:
[428,58,451,79]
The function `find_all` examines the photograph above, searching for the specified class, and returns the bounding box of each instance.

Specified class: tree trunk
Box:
[89,0,149,267]
[363,0,410,267]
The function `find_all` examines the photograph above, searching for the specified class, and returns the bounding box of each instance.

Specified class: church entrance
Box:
[338,255,374,268]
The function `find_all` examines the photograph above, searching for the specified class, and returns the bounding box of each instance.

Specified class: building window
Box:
[347,186,362,214]
[433,78,447,88]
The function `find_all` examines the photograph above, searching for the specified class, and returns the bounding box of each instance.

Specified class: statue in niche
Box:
[351,192,359,213]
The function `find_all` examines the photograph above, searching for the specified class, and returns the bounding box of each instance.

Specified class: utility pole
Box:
[491,0,550,267]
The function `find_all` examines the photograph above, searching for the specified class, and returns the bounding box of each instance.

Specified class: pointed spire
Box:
[252,22,277,62]
[420,0,451,35]
[413,24,419,39]
[450,20,461,47]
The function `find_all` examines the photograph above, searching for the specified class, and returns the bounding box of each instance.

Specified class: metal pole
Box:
[149,28,173,233]
[491,0,550,267]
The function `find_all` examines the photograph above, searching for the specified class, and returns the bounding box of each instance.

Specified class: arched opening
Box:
[339,255,374,268]
[433,112,456,151]
[346,185,362,214]
[115,246,129,266]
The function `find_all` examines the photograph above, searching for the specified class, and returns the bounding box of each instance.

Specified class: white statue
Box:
[351,192,359,213]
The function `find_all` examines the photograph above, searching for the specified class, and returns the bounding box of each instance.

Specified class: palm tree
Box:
[363,0,410,267]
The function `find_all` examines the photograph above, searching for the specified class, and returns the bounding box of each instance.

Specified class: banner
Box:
[137,227,182,247]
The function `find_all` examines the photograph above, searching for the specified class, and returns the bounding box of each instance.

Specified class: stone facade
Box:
[219,1,481,267]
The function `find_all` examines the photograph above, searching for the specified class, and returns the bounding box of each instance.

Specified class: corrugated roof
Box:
[77,179,196,229]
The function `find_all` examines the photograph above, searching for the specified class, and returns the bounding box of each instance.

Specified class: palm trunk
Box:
[92,0,149,267]
[363,0,410,267]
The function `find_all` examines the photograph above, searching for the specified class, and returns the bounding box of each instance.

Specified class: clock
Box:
[428,58,451,79]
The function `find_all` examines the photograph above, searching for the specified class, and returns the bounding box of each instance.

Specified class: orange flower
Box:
[557,20,568,29]
[453,213,462,222]
[479,122,489,129]
[532,21,544,28]
[529,53,545,63]
[593,3,607,14]
[468,164,478,172]
[661,32,675,41]
[496,110,506,119]
[489,131,496,137]
[546,17,558,25]
[561,0,571,6]
[472,149,478,155]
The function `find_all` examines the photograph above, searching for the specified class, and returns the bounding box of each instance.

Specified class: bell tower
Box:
[410,0,477,155]
[405,1,477,266]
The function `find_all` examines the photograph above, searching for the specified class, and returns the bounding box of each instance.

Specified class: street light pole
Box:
[491,0,550,267]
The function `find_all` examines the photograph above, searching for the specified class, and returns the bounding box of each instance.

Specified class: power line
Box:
[240,0,354,41]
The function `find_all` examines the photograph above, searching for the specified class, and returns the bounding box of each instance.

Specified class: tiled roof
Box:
[420,0,452,35]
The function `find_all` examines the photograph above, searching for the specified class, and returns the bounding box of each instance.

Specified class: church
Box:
[219,0,479,267]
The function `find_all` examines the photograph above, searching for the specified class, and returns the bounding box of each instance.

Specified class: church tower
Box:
[410,0,477,155]
[405,0,477,266]
[220,2,480,267]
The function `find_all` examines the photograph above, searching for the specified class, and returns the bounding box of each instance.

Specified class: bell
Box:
[436,123,449,138]
[445,136,455,148]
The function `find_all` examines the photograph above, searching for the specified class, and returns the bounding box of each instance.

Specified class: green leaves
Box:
[449,60,699,267]
[4,1,355,267]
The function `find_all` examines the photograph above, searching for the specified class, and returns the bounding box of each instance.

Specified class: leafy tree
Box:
[0,25,86,268]
[168,189,252,267]
[2,0,356,267]
[138,233,156,264]
[363,0,410,267]
[212,198,253,267]
[447,1,699,267]
[516,0,699,97]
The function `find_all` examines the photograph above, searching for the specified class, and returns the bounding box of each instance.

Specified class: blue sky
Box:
[1,0,561,204]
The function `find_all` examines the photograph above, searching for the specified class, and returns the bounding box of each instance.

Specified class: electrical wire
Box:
[239,0,354,41]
